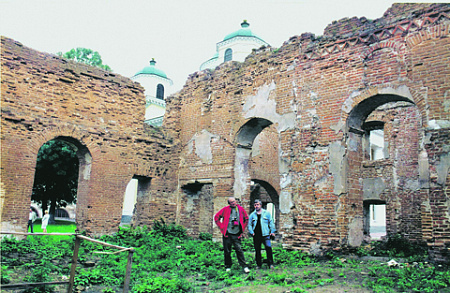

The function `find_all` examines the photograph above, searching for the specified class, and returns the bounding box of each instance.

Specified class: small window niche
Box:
[224,48,233,62]
[363,200,387,240]
[363,121,387,161]
[156,84,164,100]
[121,176,151,225]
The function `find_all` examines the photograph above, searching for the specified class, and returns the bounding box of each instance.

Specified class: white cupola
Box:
[131,59,173,126]
[200,20,269,71]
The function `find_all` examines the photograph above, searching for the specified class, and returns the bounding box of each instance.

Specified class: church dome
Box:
[133,59,168,79]
[223,20,265,42]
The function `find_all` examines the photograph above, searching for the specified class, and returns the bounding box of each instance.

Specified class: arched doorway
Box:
[250,179,280,232]
[346,93,423,245]
[234,117,279,210]
[31,136,92,230]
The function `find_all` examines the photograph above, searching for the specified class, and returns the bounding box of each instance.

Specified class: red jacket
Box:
[214,205,249,238]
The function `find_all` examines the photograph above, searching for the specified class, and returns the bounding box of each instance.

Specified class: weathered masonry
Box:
[0,37,180,236]
[166,3,450,261]
[1,3,449,262]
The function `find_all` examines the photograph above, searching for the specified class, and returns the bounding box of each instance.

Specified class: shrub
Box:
[273,246,314,267]
[369,234,428,259]
[23,259,54,283]
[199,232,212,241]
[152,218,186,239]
[385,234,427,257]
[133,276,192,293]
[1,265,11,284]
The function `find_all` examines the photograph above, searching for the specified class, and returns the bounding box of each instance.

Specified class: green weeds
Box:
[1,226,449,293]
[133,276,192,293]
[1,265,12,284]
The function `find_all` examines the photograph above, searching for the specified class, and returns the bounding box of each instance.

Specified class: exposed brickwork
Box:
[165,3,450,261]
[178,183,214,237]
[249,125,280,195]
[1,3,449,262]
[1,37,180,236]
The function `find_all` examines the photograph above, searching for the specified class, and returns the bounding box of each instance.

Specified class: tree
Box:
[32,140,79,222]
[57,47,112,71]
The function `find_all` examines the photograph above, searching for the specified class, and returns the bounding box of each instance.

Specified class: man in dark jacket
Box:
[214,197,250,273]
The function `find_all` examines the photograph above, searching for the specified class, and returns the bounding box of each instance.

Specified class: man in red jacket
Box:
[214,197,250,273]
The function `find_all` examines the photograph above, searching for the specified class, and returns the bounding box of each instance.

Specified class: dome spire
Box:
[241,20,249,28]
[132,58,171,80]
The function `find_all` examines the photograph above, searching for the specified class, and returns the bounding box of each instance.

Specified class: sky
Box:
[0,0,445,95]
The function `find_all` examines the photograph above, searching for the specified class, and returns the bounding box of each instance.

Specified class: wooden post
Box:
[123,249,134,293]
[0,232,134,292]
[67,236,81,293]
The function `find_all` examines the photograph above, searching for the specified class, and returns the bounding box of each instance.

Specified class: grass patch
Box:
[31,218,77,233]
[2,223,449,293]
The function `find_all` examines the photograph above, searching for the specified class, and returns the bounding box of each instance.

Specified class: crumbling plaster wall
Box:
[361,104,423,239]
[1,37,180,236]
[166,3,450,260]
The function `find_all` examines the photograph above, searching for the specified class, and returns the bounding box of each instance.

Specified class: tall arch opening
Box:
[32,136,92,230]
[121,176,152,225]
[346,94,423,245]
[250,179,280,232]
[234,117,279,210]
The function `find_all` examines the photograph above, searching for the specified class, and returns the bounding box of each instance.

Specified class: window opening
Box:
[224,48,232,62]
[369,129,385,160]
[364,201,386,240]
[363,121,386,160]
[55,208,69,218]
[266,202,275,222]
[369,204,386,239]
[121,176,151,225]
[156,84,164,100]
[121,178,138,225]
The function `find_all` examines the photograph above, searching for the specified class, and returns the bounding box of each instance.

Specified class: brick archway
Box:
[250,179,280,232]
[34,135,92,231]
[234,118,273,207]
[344,93,424,246]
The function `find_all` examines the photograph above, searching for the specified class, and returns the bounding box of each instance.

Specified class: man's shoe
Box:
[226,268,231,272]
[243,267,250,273]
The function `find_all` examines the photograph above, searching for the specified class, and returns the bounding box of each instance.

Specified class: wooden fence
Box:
[0,232,135,293]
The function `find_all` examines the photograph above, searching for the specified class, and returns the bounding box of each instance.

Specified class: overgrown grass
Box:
[30,218,77,233]
[2,221,449,293]
[27,219,77,243]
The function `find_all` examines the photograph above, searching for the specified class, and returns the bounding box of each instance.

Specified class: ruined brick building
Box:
[1,3,449,261]
[0,37,181,235]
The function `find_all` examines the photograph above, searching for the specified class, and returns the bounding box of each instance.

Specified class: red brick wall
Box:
[165,3,450,260]
[1,3,449,261]
[1,37,179,236]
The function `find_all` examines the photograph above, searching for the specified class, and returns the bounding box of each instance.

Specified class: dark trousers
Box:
[223,233,247,268]
[27,220,34,233]
[253,235,274,267]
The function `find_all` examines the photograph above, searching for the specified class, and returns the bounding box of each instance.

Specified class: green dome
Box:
[223,20,264,42]
[133,59,168,79]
